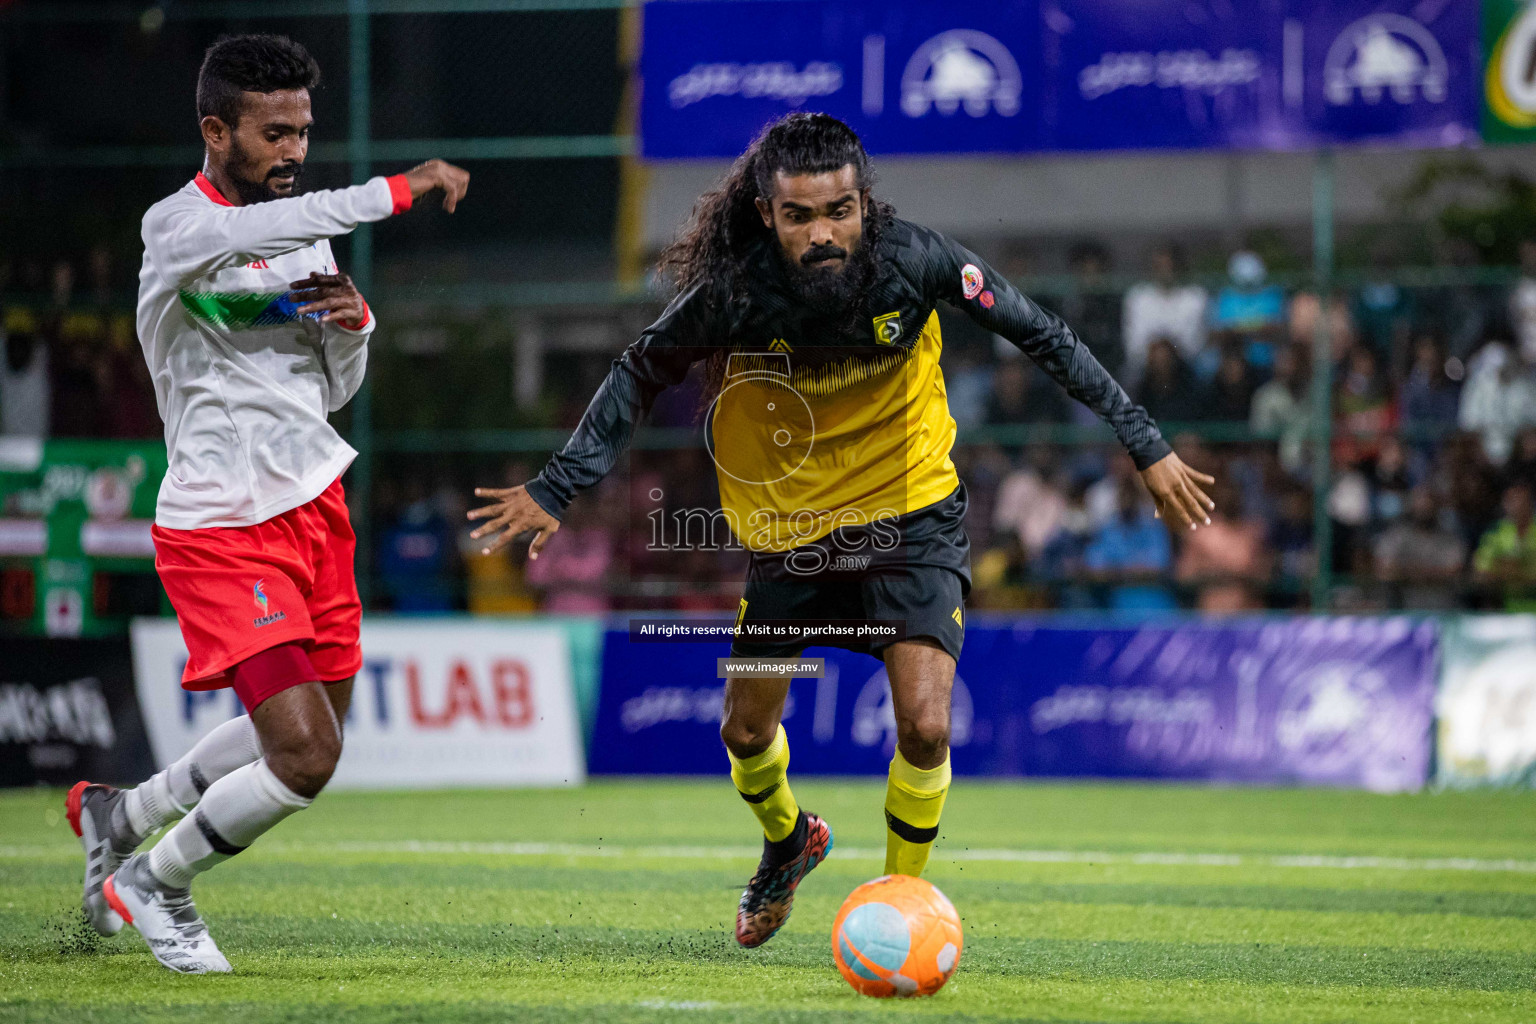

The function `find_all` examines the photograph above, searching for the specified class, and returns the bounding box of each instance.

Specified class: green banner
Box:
[1483,0,1536,143]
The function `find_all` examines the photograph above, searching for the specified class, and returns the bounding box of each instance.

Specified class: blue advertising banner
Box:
[1042,0,1292,152]
[1292,0,1480,148]
[590,617,1437,791]
[639,0,1481,158]
[639,0,1043,158]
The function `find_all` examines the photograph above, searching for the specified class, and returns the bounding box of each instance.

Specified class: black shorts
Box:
[730,484,971,662]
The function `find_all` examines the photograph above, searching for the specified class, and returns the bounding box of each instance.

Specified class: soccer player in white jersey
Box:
[63,34,468,974]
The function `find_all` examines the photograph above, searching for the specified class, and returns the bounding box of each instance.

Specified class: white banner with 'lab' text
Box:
[130,618,585,789]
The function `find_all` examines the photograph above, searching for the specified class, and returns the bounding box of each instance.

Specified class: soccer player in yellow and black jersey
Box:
[469,113,1215,948]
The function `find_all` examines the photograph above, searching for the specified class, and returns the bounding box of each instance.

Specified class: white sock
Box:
[147,759,311,889]
[125,716,262,838]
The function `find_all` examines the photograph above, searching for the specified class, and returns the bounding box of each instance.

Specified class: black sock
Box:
[763,810,808,865]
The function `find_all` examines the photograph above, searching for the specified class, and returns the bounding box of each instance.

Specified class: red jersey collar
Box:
[193,171,235,207]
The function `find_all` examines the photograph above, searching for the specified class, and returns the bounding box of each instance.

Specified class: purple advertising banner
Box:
[1042,0,1479,152]
[1290,0,1480,148]
[639,0,1044,158]
[1041,0,1295,152]
[984,617,1437,791]
[590,617,1437,791]
[640,0,1481,157]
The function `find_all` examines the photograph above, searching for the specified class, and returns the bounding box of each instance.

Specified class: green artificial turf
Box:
[2,780,1534,1023]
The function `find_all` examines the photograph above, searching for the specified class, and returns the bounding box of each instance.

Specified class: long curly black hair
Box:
[657,113,895,404]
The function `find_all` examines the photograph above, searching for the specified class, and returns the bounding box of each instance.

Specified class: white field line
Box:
[5,840,1536,874]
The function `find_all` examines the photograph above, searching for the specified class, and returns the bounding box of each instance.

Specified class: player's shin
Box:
[123,715,263,838]
[146,759,311,888]
[884,747,951,877]
[728,723,800,843]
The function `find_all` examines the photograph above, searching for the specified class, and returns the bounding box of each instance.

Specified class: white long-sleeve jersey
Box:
[137,172,411,529]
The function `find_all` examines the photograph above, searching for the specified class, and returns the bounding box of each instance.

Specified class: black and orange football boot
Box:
[734,810,833,948]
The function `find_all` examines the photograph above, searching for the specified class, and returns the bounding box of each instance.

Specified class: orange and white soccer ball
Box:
[830,874,963,997]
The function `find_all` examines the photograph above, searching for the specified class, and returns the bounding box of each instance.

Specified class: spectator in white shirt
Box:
[1250,342,1311,475]
[1459,340,1536,466]
[1122,245,1208,387]
[0,310,50,437]
[1510,240,1536,363]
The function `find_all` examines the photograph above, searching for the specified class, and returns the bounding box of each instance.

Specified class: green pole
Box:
[349,0,375,607]
[1309,150,1335,611]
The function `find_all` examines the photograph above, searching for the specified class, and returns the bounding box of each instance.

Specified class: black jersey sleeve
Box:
[910,223,1172,471]
[524,285,715,520]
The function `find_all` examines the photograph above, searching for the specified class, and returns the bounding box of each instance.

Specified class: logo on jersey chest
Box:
[873,311,903,345]
[768,337,793,354]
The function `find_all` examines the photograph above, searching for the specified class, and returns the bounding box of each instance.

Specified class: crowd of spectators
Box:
[948,239,1536,612]
[14,238,1536,615]
[0,253,159,441]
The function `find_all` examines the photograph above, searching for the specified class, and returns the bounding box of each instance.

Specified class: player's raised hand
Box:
[467,484,560,558]
[402,159,470,213]
[289,271,366,323]
[1141,451,1216,531]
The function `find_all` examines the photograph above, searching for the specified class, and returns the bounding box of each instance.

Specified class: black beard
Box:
[780,238,878,328]
[227,138,304,204]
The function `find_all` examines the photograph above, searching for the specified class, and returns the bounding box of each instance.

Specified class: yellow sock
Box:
[884,748,951,876]
[728,724,800,842]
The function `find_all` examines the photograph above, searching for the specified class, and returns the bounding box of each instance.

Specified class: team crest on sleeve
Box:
[960,264,985,299]
[873,311,903,345]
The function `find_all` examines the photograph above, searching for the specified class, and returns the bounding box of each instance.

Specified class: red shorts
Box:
[153,477,363,701]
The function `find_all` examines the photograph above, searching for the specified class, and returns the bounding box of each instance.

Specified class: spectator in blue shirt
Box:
[1084,479,1176,611]
[1401,333,1461,435]
[1211,251,1286,375]
[379,482,458,612]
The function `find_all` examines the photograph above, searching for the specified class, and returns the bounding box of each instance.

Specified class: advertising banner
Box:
[639,0,1043,158]
[1043,0,1291,152]
[639,0,1481,158]
[130,618,585,789]
[591,617,1437,791]
[1046,0,1477,152]
[1437,615,1536,787]
[0,637,155,786]
[975,617,1436,790]
[1291,0,1478,148]
[1483,0,1536,144]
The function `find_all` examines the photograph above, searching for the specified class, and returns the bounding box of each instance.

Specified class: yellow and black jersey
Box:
[524,218,1171,553]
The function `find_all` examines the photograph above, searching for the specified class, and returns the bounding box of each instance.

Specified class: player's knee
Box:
[264,715,342,799]
[720,717,776,759]
[895,711,949,768]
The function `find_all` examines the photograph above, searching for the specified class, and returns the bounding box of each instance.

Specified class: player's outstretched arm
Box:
[920,225,1220,529]
[1140,451,1217,531]
[921,228,1217,508]
[468,485,560,557]
[470,284,714,556]
[146,160,469,286]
